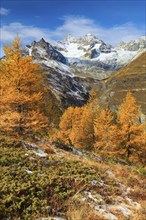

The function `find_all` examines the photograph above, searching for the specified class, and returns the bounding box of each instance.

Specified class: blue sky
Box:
[0,0,145,55]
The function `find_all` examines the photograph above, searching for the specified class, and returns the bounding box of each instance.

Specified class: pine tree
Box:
[94,107,117,155]
[116,92,145,159]
[0,37,48,135]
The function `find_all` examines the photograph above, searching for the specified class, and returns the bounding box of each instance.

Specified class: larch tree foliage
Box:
[58,106,75,144]
[69,106,84,148]
[94,107,117,155]
[84,89,100,147]
[58,90,100,148]
[0,37,48,136]
[70,90,100,149]
[116,92,145,159]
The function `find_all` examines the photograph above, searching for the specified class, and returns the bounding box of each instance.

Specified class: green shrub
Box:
[0,138,100,219]
[138,167,146,177]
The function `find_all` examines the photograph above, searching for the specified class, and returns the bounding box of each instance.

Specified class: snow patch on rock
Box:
[26,170,33,174]
[35,149,47,158]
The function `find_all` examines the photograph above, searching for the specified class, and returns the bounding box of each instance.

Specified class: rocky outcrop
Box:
[44,65,89,107]
[25,39,99,108]
[27,38,67,64]
[99,42,112,53]
[115,36,146,51]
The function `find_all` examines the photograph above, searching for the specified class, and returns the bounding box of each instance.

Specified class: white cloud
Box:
[0,23,52,56]
[50,16,144,45]
[1,22,52,44]
[51,16,100,38]
[0,16,144,55]
[0,7,10,15]
[100,23,145,45]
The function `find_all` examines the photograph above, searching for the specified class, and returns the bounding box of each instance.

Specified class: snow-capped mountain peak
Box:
[22,35,146,109]
[55,34,112,59]
[62,34,76,43]
[27,38,67,64]
[115,36,146,51]
[25,34,146,81]
[62,33,101,45]
[77,33,102,44]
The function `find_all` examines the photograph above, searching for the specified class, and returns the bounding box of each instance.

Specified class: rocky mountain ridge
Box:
[115,36,146,51]
[26,34,146,78]
[25,39,91,107]
[25,34,146,75]
[26,38,67,64]
[55,34,145,77]
[24,35,146,110]
[56,33,112,57]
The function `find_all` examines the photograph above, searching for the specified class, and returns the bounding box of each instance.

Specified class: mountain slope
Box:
[23,36,146,109]
[98,52,146,117]
[25,38,101,108]
[1,136,146,220]
[55,34,145,79]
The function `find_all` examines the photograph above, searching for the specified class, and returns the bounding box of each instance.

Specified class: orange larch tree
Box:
[0,37,48,135]
[58,106,75,144]
[69,106,83,147]
[116,92,145,160]
[94,107,117,156]
[70,90,99,149]
[57,90,100,148]
[71,108,96,149]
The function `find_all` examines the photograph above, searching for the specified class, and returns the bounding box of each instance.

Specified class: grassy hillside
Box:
[97,52,146,116]
[0,135,146,220]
